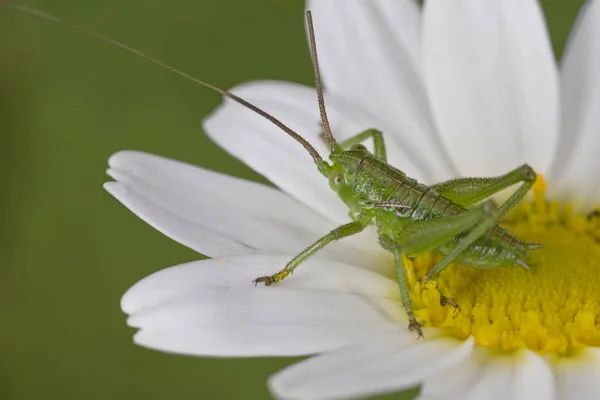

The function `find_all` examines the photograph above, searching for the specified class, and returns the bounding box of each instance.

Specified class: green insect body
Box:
[7,3,543,337]
[332,146,538,271]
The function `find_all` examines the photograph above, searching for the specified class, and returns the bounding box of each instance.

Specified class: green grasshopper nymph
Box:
[7,3,543,337]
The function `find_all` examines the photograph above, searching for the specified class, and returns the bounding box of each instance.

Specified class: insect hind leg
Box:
[423,188,539,281]
[430,164,537,209]
[420,166,538,281]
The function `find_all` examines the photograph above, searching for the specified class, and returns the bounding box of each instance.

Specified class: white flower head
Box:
[106,1,600,399]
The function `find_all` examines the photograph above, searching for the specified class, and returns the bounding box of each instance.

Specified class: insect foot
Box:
[252,270,289,286]
[408,319,424,339]
[440,294,460,311]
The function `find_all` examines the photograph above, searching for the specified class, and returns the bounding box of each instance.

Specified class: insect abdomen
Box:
[438,225,526,268]
[384,179,461,221]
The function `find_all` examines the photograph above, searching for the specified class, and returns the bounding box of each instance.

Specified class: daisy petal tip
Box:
[107,149,147,168]
[103,181,126,198]
[103,180,117,193]
[124,313,138,328]
[105,167,119,181]
[120,285,140,316]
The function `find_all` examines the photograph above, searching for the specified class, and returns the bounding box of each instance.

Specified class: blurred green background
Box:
[0,0,585,399]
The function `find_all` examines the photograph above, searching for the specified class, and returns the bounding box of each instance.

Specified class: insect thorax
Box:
[331,149,453,218]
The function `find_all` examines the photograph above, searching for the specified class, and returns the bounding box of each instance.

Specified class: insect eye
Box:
[330,172,345,188]
[351,144,367,151]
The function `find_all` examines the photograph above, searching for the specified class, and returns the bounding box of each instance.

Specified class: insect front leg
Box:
[339,129,387,161]
[430,164,536,209]
[253,216,370,286]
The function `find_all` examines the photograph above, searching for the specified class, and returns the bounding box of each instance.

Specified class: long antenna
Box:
[3,1,325,164]
[306,10,337,149]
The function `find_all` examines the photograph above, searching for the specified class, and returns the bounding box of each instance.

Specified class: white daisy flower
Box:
[105,1,600,399]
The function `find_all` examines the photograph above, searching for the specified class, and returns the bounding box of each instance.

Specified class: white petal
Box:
[511,351,554,400]
[307,0,456,182]
[417,348,483,400]
[423,0,559,176]
[269,334,474,400]
[122,255,404,357]
[556,347,600,400]
[106,151,389,273]
[550,0,600,208]
[419,349,554,400]
[308,0,422,69]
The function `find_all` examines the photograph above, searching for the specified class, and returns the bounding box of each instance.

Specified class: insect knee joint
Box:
[519,164,537,182]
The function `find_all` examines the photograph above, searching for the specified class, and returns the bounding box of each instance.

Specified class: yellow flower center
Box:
[408,176,600,355]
